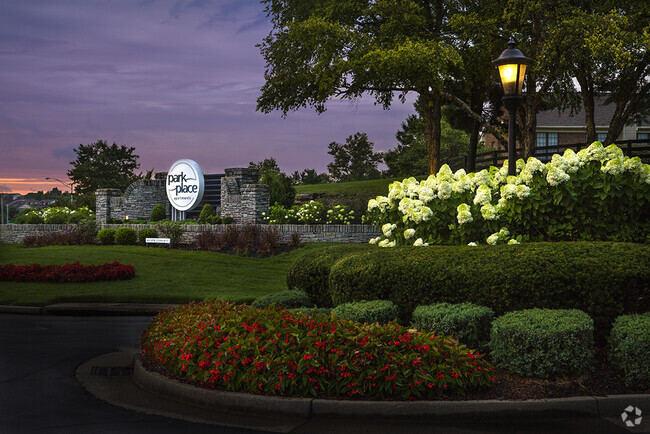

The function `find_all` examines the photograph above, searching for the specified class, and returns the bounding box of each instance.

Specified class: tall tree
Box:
[249,158,296,207]
[327,132,382,182]
[257,0,462,174]
[384,112,471,177]
[67,140,140,195]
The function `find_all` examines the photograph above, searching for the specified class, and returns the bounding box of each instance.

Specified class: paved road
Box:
[0,313,259,433]
[0,313,641,433]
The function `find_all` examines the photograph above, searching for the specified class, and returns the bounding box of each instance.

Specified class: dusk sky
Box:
[0,0,417,194]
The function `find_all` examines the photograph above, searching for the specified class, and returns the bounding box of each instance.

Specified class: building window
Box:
[596,133,608,142]
[638,133,649,141]
[536,132,558,147]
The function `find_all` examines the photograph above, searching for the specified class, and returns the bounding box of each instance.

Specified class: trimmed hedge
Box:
[97,228,116,245]
[290,242,650,338]
[138,228,159,245]
[150,204,166,222]
[489,309,595,379]
[333,300,398,325]
[115,227,137,245]
[251,290,313,309]
[412,303,494,351]
[609,313,650,387]
[286,244,375,307]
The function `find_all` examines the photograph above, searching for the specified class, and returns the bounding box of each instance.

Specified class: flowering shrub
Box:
[326,205,355,224]
[365,142,650,245]
[264,201,354,225]
[15,206,94,225]
[141,300,495,399]
[0,261,135,283]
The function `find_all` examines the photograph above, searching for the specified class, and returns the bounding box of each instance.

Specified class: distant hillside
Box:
[295,176,427,197]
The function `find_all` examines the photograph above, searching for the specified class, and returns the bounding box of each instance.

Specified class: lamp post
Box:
[45,177,74,205]
[492,38,531,176]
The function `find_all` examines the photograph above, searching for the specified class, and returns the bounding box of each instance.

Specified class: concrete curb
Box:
[0,303,178,316]
[132,357,645,423]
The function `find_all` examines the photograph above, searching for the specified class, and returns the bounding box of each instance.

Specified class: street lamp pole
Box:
[493,38,532,176]
[45,177,74,205]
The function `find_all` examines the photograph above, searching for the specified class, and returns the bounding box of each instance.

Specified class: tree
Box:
[291,169,328,185]
[327,132,382,182]
[257,0,463,174]
[384,113,471,177]
[67,140,141,195]
[249,158,296,207]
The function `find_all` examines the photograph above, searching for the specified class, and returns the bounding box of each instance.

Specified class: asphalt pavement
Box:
[0,312,646,433]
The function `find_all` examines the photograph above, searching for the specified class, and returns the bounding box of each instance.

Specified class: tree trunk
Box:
[520,72,540,159]
[576,70,597,143]
[421,90,442,175]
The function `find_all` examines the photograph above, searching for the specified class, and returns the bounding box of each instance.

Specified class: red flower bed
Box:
[0,261,136,283]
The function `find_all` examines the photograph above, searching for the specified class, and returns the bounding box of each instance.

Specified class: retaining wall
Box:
[0,224,380,245]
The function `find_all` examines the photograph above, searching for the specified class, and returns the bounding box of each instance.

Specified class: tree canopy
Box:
[67,140,141,195]
[327,132,382,182]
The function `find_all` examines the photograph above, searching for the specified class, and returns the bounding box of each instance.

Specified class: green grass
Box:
[295,176,427,196]
[0,243,330,306]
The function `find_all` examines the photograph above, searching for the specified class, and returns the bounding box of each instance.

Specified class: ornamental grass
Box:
[141,300,495,400]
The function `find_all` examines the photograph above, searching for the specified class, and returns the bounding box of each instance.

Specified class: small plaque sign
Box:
[146,237,171,244]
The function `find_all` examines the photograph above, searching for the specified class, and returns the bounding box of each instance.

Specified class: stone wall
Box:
[0,223,381,245]
[96,180,168,223]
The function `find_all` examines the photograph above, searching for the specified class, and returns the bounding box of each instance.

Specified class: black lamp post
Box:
[492,38,531,176]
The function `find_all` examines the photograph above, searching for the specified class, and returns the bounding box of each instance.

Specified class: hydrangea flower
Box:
[437,181,452,200]
[602,158,624,176]
[546,166,571,186]
[520,157,547,185]
[577,141,606,162]
[456,203,473,225]
[368,237,381,245]
[500,184,517,200]
[382,223,397,237]
[604,144,624,161]
[486,233,499,245]
[403,228,416,239]
[417,186,435,203]
[507,239,520,245]
[481,204,499,220]
[623,156,643,174]
[436,164,454,182]
[515,184,531,199]
[473,185,492,206]
[563,149,583,173]
[452,174,473,194]
[467,242,478,246]
[471,169,490,189]
[454,168,467,180]
[550,154,569,173]
[413,238,429,246]
[388,181,406,202]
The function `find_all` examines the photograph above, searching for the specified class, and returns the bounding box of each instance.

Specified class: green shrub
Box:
[326,204,355,224]
[251,290,313,309]
[157,220,184,245]
[333,300,398,325]
[489,309,595,378]
[199,204,215,223]
[138,228,159,245]
[141,300,495,400]
[412,303,494,350]
[23,213,44,224]
[97,228,116,245]
[286,244,375,308]
[150,204,166,222]
[222,216,234,224]
[74,219,98,244]
[609,313,650,387]
[296,242,650,338]
[106,217,123,224]
[207,215,222,224]
[114,227,137,245]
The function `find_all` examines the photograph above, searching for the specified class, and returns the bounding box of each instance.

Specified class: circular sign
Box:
[166,159,205,211]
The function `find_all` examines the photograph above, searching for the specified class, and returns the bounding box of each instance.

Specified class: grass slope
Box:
[295,176,427,196]
[0,243,326,306]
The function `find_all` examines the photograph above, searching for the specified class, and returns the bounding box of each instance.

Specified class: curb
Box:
[0,303,178,316]
[133,357,650,423]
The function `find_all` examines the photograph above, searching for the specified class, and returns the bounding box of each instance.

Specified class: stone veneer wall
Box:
[0,224,381,244]
[96,180,168,223]
[220,168,269,223]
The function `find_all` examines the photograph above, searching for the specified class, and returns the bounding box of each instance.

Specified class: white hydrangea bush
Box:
[365,142,650,246]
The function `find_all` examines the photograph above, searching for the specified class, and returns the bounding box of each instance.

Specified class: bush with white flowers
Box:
[18,206,94,224]
[365,142,650,246]
[264,201,354,225]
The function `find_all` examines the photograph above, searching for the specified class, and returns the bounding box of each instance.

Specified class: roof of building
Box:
[537,95,649,128]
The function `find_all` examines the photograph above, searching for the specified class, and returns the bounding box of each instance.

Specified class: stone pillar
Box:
[241,184,270,223]
[95,189,122,223]
[220,168,261,221]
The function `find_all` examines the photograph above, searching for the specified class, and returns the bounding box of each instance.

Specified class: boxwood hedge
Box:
[333,300,398,325]
[286,244,373,307]
[609,313,650,387]
[289,242,649,338]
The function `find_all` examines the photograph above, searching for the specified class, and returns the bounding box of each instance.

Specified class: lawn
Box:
[0,243,326,306]
[295,176,427,196]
